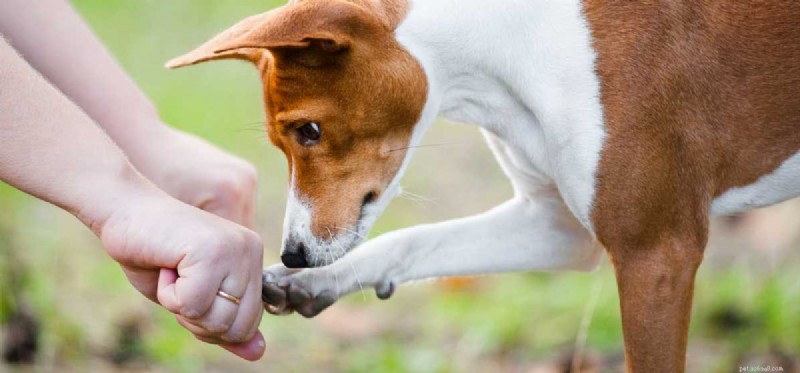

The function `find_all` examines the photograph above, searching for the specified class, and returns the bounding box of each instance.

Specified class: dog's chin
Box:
[305,232,365,268]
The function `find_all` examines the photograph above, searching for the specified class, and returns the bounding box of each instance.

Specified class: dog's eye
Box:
[295,122,321,146]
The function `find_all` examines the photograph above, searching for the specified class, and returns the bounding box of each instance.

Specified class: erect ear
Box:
[165,2,364,69]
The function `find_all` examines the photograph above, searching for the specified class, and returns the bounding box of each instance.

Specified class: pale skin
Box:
[0,0,265,360]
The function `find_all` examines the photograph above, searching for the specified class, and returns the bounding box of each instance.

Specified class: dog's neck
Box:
[394,0,605,229]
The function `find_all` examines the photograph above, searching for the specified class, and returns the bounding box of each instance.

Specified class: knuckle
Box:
[241,231,263,258]
[213,177,244,200]
[213,165,257,200]
[243,230,262,248]
[219,232,259,260]
[239,164,258,188]
[204,240,233,262]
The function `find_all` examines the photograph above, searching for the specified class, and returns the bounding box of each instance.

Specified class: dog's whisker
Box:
[397,193,425,205]
[332,236,366,302]
[384,141,463,154]
[241,120,267,126]
[401,190,435,202]
[324,227,343,296]
[399,190,441,207]
[333,226,368,240]
[234,121,267,130]
[232,127,266,133]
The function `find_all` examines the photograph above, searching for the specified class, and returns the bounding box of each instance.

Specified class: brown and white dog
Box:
[167,1,800,371]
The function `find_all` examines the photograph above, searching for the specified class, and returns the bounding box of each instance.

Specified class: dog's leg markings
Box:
[263,196,603,317]
[607,241,704,373]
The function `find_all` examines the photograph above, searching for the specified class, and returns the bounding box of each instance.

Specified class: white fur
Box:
[395,0,605,229]
[269,0,800,303]
[281,66,441,264]
[711,150,800,216]
[282,175,363,266]
[269,0,606,298]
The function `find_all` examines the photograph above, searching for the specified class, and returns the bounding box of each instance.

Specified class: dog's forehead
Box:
[256,2,427,139]
[264,56,411,127]
[263,66,359,128]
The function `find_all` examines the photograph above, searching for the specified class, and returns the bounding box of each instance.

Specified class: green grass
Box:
[1,1,799,372]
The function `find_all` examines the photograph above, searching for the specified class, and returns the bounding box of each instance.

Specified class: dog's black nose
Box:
[281,241,309,268]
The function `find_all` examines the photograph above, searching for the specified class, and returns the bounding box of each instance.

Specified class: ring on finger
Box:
[216,290,241,305]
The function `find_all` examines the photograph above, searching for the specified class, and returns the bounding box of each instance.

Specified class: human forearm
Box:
[0,38,156,227]
[0,0,165,149]
[0,1,259,225]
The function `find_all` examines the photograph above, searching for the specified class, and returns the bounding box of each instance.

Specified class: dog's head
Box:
[168,0,428,268]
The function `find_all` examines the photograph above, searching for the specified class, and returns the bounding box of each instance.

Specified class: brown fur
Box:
[584,1,800,371]
[169,0,800,370]
[167,0,427,238]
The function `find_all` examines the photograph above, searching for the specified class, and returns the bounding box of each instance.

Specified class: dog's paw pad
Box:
[287,284,312,307]
[262,283,287,308]
[295,290,337,318]
[375,281,395,300]
[262,266,300,315]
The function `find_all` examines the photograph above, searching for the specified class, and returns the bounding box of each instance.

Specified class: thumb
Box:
[156,268,181,314]
[221,331,266,361]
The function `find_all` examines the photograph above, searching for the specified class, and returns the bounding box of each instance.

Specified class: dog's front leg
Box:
[262,196,602,317]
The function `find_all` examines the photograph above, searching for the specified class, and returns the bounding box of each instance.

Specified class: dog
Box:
[167,1,800,371]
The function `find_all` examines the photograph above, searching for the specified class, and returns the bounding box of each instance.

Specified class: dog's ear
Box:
[165,2,369,69]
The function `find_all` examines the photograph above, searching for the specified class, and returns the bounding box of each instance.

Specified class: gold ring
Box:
[216,290,241,305]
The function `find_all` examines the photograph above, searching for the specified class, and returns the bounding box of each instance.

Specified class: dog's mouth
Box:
[282,183,399,268]
[302,228,365,268]
[303,191,376,267]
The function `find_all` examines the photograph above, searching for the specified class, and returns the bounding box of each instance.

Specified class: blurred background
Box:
[1,1,799,372]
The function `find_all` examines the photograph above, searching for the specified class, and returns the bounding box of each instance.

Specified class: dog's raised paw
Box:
[262,282,291,315]
[261,264,339,318]
[262,265,300,315]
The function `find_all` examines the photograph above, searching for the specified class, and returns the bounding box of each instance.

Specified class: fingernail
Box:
[257,338,266,349]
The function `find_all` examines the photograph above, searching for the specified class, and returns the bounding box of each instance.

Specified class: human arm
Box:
[0,0,257,226]
[0,38,265,360]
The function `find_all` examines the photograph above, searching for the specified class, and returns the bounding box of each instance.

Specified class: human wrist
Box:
[70,159,165,235]
[102,112,171,154]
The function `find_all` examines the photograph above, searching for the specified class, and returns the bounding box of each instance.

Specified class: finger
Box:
[220,331,266,361]
[156,268,181,313]
[182,292,239,335]
[222,273,263,343]
[185,320,266,361]
[173,265,226,319]
[177,315,224,340]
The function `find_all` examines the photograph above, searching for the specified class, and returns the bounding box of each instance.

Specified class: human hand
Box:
[98,188,266,360]
[121,124,258,227]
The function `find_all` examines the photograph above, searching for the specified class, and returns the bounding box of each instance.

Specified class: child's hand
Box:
[122,124,258,228]
[98,189,266,360]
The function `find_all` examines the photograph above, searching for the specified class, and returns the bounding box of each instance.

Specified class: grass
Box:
[1,1,799,372]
